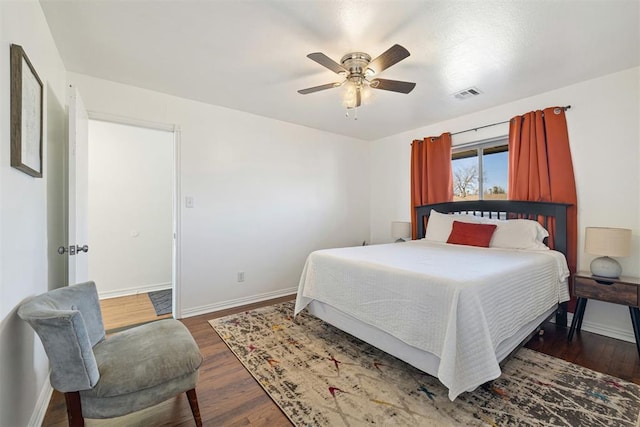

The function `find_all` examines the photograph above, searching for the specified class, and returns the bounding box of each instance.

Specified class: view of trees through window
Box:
[452,141,508,201]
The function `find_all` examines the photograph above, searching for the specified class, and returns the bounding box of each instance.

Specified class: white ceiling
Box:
[40,0,639,141]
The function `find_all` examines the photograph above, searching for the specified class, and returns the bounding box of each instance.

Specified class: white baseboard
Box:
[564,312,635,343]
[29,377,53,427]
[180,287,298,318]
[98,282,172,300]
[100,285,638,344]
[182,291,638,345]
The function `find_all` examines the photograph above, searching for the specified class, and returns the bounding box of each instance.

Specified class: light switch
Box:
[185,196,194,208]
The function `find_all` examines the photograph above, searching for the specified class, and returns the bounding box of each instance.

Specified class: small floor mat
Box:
[148,289,172,316]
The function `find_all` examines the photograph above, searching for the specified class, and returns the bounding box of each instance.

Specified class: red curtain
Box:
[410,133,453,239]
[508,107,577,310]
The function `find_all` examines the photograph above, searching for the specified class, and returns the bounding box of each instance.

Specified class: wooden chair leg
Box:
[64,391,84,427]
[186,388,203,427]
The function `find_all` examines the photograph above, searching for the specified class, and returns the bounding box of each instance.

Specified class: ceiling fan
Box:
[298,44,416,109]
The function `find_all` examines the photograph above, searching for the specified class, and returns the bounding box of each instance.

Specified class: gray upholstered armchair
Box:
[18,282,203,426]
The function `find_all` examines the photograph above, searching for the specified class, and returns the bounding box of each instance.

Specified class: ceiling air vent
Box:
[452,87,482,100]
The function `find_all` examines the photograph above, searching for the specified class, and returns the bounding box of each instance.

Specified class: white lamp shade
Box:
[391,221,411,239]
[584,227,631,257]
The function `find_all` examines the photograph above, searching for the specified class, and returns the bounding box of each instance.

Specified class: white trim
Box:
[173,127,182,319]
[88,111,176,133]
[180,287,298,319]
[98,282,171,300]
[451,135,508,151]
[564,312,636,343]
[182,291,632,344]
[29,376,53,427]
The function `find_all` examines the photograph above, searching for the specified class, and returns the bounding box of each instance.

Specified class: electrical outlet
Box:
[237,271,245,282]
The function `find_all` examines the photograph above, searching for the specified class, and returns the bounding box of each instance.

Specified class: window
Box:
[452,138,508,201]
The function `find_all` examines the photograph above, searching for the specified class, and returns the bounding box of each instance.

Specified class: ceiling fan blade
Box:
[370,78,416,94]
[367,44,410,75]
[298,82,342,94]
[307,52,348,75]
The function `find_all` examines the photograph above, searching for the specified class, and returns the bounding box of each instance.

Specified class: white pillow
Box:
[478,217,549,250]
[423,210,482,242]
[424,210,550,250]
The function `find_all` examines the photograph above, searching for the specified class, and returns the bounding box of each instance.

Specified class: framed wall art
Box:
[10,44,43,178]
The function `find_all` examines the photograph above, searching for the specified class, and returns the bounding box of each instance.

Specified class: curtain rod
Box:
[450,105,571,137]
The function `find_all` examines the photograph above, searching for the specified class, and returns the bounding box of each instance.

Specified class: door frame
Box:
[86,111,182,318]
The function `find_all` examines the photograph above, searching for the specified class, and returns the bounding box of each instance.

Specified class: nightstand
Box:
[568,271,640,357]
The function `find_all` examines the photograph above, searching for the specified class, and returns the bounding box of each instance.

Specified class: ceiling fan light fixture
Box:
[342,82,359,109]
[343,83,375,111]
[360,85,375,103]
[298,44,415,115]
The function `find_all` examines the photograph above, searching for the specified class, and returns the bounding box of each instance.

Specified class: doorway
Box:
[87,119,176,327]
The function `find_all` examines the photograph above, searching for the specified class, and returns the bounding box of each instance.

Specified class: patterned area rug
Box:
[148,289,172,316]
[209,302,640,426]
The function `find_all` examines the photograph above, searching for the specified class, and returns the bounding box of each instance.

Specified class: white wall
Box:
[69,72,371,316]
[370,67,640,342]
[0,1,68,426]
[88,120,173,296]
[3,6,634,421]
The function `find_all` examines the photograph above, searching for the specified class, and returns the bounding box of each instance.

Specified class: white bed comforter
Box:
[294,240,570,400]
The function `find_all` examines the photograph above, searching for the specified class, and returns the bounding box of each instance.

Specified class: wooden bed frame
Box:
[415,200,571,327]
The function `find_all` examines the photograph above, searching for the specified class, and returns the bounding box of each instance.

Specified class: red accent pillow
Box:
[447,221,497,247]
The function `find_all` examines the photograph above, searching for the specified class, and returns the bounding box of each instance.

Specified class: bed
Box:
[294,200,571,400]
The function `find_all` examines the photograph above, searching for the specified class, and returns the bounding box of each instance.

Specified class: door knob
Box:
[57,246,67,255]
[76,245,89,253]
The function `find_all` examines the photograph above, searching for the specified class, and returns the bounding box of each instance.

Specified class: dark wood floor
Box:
[42,298,640,426]
[527,320,640,384]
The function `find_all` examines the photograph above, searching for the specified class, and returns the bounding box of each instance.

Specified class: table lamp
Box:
[391,221,411,243]
[584,227,632,278]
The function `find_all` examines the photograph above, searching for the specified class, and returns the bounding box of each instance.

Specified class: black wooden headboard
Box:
[415,200,570,257]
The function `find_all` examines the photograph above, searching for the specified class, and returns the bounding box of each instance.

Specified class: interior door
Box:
[66,86,90,284]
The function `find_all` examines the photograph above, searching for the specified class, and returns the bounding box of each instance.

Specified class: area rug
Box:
[148,289,172,316]
[209,302,640,427]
